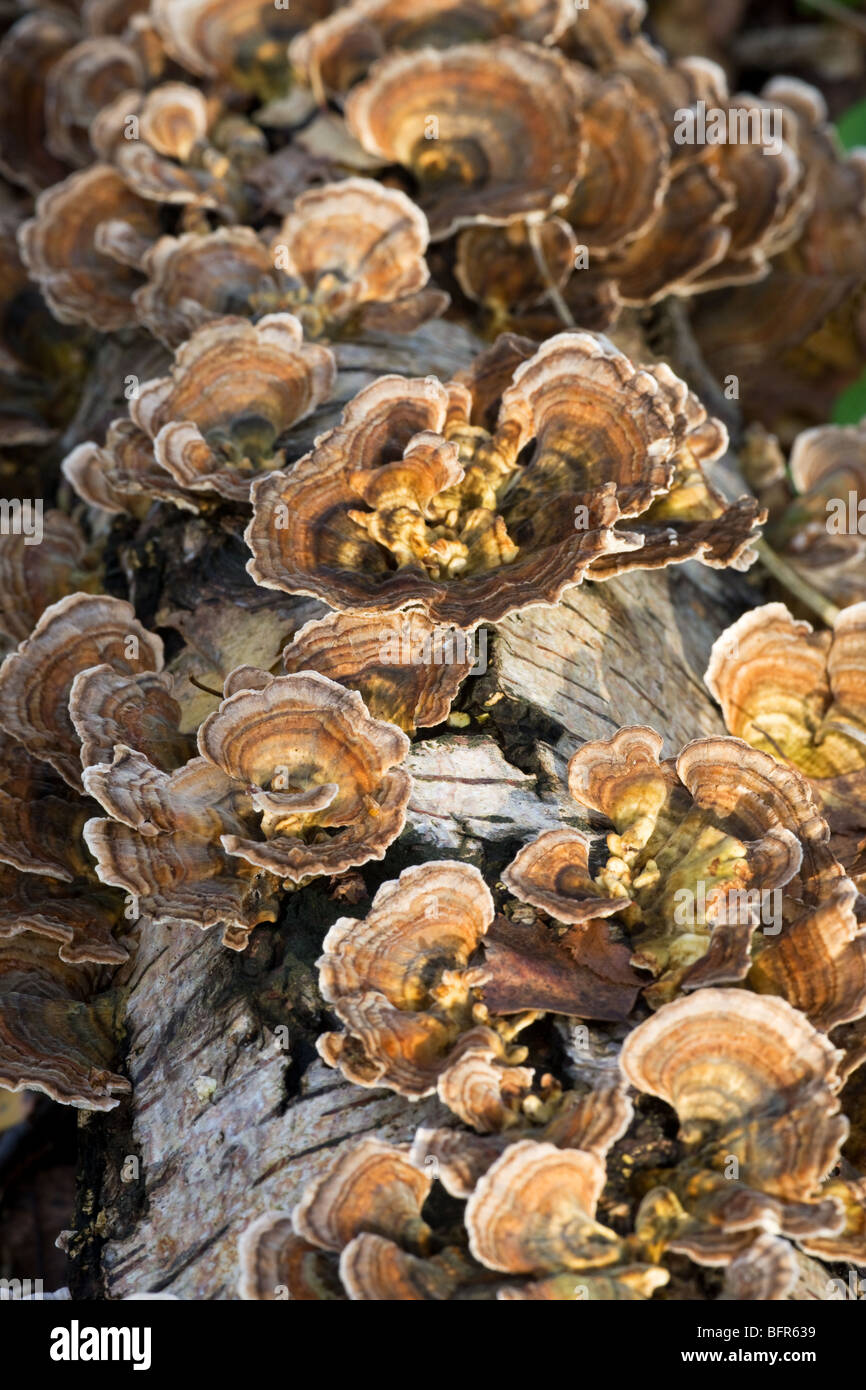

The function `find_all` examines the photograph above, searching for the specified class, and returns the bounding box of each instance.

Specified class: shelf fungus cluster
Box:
[83,669,412,949]
[135,179,446,348]
[238,1134,669,1301]
[502,724,866,1013]
[247,332,762,626]
[316,859,640,1118]
[4,0,866,1307]
[234,716,866,1298]
[67,313,337,508]
[746,423,866,610]
[280,609,476,735]
[705,602,866,886]
[0,594,164,1109]
[621,991,865,1279]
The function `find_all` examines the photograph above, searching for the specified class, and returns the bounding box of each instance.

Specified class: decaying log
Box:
[79,555,768,1301]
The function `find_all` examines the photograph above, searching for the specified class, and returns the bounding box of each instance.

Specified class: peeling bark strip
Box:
[95,561,753,1299]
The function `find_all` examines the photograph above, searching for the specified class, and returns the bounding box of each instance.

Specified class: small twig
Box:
[189,673,224,698]
[526,220,575,329]
[797,0,866,39]
[656,298,743,444]
[755,538,841,626]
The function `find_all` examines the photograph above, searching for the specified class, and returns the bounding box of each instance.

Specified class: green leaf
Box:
[832,367,866,424]
[836,97,866,150]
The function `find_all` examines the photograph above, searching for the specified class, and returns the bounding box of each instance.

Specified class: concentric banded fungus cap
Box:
[290,0,573,97]
[270,179,446,337]
[621,989,847,1246]
[0,593,164,789]
[0,733,127,965]
[197,670,410,881]
[705,602,866,840]
[44,33,147,170]
[587,156,734,307]
[721,1234,799,1302]
[151,0,333,93]
[586,384,763,578]
[766,424,866,606]
[240,1125,666,1300]
[502,827,632,924]
[464,1140,630,1276]
[629,73,808,299]
[91,83,267,214]
[0,729,100,882]
[560,0,647,68]
[0,10,81,193]
[18,164,162,332]
[0,934,129,1110]
[799,1177,866,1265]
[239,1139,485,1300]
[62,419,204,516]
[0,512,99,648]
[790,420,866,507]
[247,330,744,625]
[411,1074,634,1197]
[91,82,211,200]
[692,85,866,438]
[454,218,584,326]
[344,39,586,238]
[434,1028,536,1132]
[316,860,500,1099]
[563,71,670,258]
[0,858,125,968]
[69,664,190,773]
[134,227,279,348]
[707,111,809,289]
[748,878,866,1034]
[337,1236,482,1301]
[293,1138,432,1253]
[129,314,336,502]
[83,748,280,948]
[238,1214,344,1300]
[281,609,475,733]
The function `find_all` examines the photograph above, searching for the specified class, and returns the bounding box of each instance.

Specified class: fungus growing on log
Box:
[706,602,866,881]
[91,82,267,214]
[280,609,474,733]
[502,725,841,1006]
[7,0,866,1312]
[0,934,129,1110]
[247,332,760,625]
[18,164,161,331]
[0,593,164,789]
[239,1132,668,1300]
[621,989,848,1265]
[315,860,509,1101]
[130,314,336,502]
[345,40,587,239]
